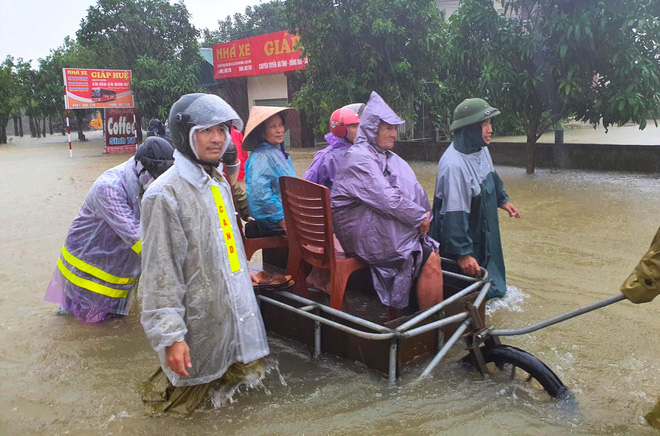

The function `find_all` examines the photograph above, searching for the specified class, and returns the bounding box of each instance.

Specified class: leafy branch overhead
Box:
[443,0,660,173]
[284,0,446,135]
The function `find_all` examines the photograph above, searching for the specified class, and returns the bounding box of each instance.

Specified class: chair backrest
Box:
[279,176,335,269]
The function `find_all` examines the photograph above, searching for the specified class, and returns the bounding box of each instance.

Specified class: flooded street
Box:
[1,133,659,435]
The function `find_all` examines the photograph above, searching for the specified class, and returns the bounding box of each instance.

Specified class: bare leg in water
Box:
[416,251,443,310]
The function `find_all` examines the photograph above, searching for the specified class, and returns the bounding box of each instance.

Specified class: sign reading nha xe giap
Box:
[62,68,134,109]
[213,30,307,79]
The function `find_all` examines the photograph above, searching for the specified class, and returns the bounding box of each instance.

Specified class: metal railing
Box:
[257,261,490,381]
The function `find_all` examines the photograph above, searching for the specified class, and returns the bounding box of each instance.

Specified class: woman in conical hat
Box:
[243,106,300,237]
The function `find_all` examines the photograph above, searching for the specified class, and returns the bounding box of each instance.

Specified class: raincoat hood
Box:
[353,91,404,154]
[324,132,352,150]
[453,123,488,154]
[301,133,352,189]
[168,93,242,168]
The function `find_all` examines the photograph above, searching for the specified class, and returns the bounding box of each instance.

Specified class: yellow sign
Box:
[211,186,241,273]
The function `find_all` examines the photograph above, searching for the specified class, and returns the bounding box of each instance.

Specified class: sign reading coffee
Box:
[105,108,137,154]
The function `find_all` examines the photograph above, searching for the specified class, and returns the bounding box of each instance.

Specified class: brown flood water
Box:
[1,133,659,435]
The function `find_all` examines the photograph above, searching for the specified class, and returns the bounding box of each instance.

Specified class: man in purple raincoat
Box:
[331,92,444,310]
[303,103,364,189]
[45,137,174,323]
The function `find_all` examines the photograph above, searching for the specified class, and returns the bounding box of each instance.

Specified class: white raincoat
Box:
[140,150,269,387]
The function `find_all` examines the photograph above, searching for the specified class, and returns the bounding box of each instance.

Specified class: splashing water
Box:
[486,285,529,317]
[209,357,284,408]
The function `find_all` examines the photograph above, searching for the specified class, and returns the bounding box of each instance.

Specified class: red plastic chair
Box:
[279,176,368,310]
[236,218,288,261]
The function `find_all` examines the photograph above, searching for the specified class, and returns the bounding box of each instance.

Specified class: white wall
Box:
[247,74,288,109]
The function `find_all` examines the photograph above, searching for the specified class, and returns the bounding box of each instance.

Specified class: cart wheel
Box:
[463,344,570,399]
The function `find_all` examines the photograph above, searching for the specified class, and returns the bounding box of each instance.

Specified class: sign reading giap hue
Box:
[213,30,307,80]
[63,68,134,109]
[105,108,137,154]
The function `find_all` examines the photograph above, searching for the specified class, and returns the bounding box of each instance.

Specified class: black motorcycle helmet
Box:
[168,93,243,167]
[134,136,175,179]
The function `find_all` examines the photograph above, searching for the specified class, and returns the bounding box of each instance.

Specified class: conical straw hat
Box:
[242,106,300,151]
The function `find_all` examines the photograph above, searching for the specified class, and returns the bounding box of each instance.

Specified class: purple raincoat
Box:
[331,92,438,309]
[302,133,352,189]
[45,158,142,322]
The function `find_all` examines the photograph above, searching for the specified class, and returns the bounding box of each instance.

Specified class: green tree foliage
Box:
[444,0,660,174]
[14,60,43,138]
[131,56,200,120]
[41,38,102,140]
[77,0,199,68]
[284,0,446,135]
[201,1,287,45]
[77,0,202,122]
[0,57,18,144]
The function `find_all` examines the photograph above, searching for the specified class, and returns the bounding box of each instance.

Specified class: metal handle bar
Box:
[489,293,626,337]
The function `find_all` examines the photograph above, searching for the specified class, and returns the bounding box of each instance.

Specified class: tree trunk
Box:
[0,126,6,144]
[12,115,18,136]
[18,111,23,137]
[49,117,53,135]
[42,117,47,138]
[61,116,66,135]
[525,137,536,175]
[135,113,143,143]
[29,116,36,137]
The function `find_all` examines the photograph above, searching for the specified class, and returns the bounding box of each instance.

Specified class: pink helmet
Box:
[329,103,365,138]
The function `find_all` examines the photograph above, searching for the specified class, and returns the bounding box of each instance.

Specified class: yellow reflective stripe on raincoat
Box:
[61,245,134,285]
[211,185,241,273]
[57,258,128,299]
[131,239,142,255]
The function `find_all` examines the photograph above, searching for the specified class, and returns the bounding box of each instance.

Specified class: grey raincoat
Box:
[140,150,269,387]
[331,92,438,309]
[429,139,509,299]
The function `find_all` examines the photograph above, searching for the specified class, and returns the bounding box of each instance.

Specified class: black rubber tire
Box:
[466,344,570,398]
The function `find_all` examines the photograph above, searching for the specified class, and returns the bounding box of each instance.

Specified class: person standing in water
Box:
[140,93,269,413]
[429,98,520,300]
[44,137,174,323]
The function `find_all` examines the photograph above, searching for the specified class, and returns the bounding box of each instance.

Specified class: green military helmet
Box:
[450,98,500,131]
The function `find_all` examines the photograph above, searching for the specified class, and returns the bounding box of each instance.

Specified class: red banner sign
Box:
[213,30,307,80]
[105,108,137,154]
[63,68,134,109]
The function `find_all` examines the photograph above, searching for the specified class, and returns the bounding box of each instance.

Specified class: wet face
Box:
[195,124,227,162]
[481,119,493,144]
[375,121,398,150]
[263,114,286,145]
[346,124,359,143]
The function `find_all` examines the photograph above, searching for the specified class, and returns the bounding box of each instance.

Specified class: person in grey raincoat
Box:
[429,98,520,300]
[140,93,269,413]
[44,137,174,323]
[331,91,444,311]
[303,103,364,189]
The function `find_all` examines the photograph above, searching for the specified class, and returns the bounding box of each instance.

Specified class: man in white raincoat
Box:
[140,93,269,413]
